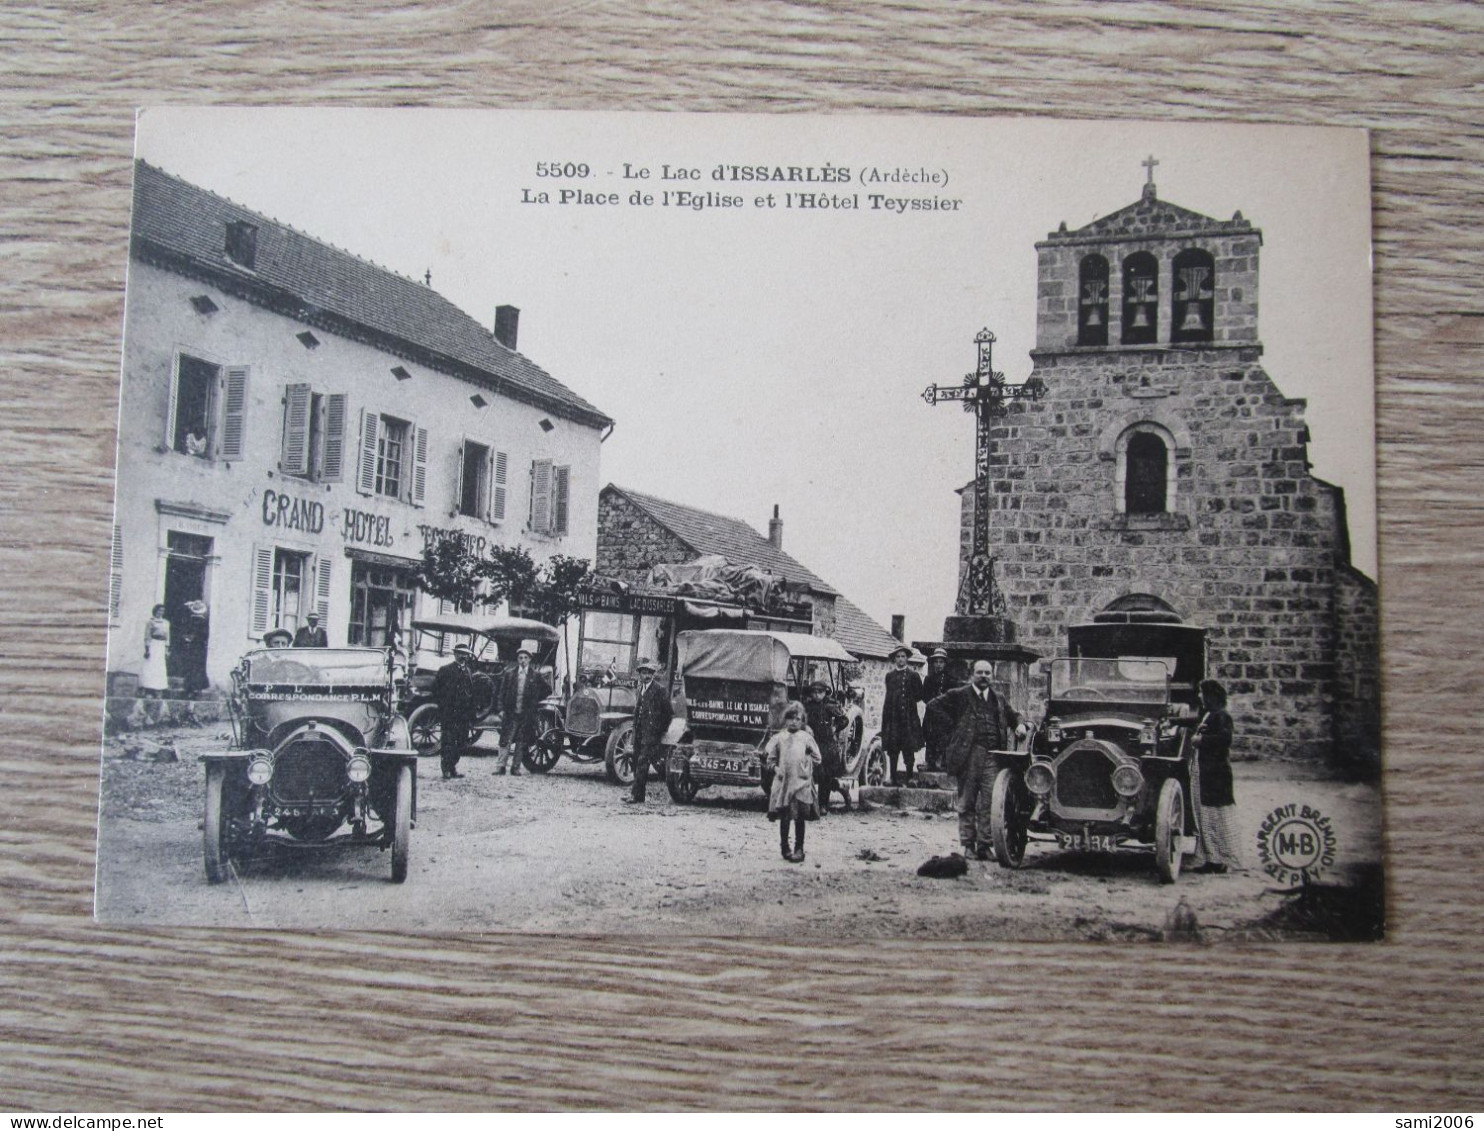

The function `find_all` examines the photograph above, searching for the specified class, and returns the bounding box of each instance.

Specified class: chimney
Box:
[891,615,905,642]
[767,504,783,550]
[494,305,520,350]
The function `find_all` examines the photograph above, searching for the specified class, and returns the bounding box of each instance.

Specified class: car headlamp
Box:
[1111,764,1144,798]
[1025,761,1055,797]
[347,754,373,783]
[247,755,274,786]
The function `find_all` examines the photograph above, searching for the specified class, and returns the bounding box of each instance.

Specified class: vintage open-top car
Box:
[989,611,1206,882]
[400,616,560,758]
[660,629,881,803]
[203,647,417,883]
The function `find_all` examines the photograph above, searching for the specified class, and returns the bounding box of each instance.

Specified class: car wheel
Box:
[203,762,230,884]
[407,703,442,757]
[390,763,412,884]
[604,720,636,786]
[990,767,1029,868]
[1154,777,1185,884]
[523,726,563,774]
[861,737,888,786]
[667,768,699,804]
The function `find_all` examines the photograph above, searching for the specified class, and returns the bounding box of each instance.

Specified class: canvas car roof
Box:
[409,616,560,641]
[676,629,855,683]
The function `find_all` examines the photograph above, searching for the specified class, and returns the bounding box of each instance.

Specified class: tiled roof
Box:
[608,485,912,661]
[130,161,611,429]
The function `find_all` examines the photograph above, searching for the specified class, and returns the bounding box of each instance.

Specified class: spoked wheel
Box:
[523,727,564,774]
[861,737,888,786]
[390,763,412,884]
[203,762,231,884]
[990,767,1030,868]
[407,703,442,757]
[604,721,635,786]
[666,767,699,804]
[1154,777,1186,884]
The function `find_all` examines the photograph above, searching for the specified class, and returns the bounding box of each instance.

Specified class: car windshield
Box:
[1049,658,1170,705]
[245,648,389,688]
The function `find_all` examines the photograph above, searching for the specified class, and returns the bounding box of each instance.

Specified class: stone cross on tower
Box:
[922,328,1045,617]
[1141,154,1159,201]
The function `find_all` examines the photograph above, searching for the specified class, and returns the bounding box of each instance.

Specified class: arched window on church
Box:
[1171,248,1215,345]
[1078,254,1109,347]
[1125,431,1169,514]
[1121,251,1158,345]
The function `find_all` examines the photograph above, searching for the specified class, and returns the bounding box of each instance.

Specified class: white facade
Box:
[108,258,606,690]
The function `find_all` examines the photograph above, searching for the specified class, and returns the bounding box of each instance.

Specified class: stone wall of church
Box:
[970,348,1349,763]
[1333,564,1382,772]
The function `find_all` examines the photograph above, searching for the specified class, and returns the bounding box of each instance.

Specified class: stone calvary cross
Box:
[922,328,1045,617]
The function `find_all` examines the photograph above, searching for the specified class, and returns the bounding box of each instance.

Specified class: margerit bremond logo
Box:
[1256,803,1339,884]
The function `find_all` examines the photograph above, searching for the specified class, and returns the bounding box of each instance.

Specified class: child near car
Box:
[765,701,820,863]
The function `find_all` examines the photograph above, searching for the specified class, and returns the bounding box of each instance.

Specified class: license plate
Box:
[1057,831,1118,852]
[695,756,748,773]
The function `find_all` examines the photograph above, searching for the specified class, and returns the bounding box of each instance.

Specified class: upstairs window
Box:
[459,441,510,522]
[167,354,247,461]
[529,459,571,536]
[1121,251,1159,345]
[1125,431,1169,514]
[1077,254,1109,347]
[357,410,427,506]
[280,384,346,482]
[1171,248,1216,344]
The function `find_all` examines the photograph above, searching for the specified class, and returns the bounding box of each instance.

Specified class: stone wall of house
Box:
[968,347,1350,763]
[596,490,695,583]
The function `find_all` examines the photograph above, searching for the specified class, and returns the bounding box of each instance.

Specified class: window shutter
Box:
[108,525,123,623]
[457,440,469,513]
[553,465,570,536]
[165,355,181,450]
[220,366,249,461]
[411,425,428,506]
[491,450,508,522]
[530,459,553,533]
[250,544,274,637]
[357,410,379,495]
[322,393,347,482]
[281,383,311,476]
[315,555,333,626]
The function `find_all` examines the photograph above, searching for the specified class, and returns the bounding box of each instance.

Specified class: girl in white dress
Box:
[140,604,170,697]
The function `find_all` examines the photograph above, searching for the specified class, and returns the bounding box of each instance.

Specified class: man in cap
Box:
[804,679,850,813]
[292,612,328,648]
[263,627,293,649]
[935,659,1020,859]
[496,639,551,776]
[880,644,924,786]
[624,656,673,804]
[921,647,963,772]
[432,643,479,780]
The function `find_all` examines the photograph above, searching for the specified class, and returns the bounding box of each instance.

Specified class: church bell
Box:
[1178,301,1205,333]
[1131,304,1150,329]
[1085,305,1102,327]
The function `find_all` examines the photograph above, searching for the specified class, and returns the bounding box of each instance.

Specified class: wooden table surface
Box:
[2,1,1480,1111]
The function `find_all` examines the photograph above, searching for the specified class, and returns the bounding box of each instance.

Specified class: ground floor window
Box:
[349,563,417,648]
[272,548,311,633]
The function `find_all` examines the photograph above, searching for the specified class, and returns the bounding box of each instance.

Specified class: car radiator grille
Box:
[272,739,347,803]
[1056,747,1119,809]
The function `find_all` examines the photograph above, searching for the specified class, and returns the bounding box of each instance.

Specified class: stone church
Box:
[966,170,1379,766]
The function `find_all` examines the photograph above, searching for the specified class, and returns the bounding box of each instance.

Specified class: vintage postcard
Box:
[96,109,1381,940]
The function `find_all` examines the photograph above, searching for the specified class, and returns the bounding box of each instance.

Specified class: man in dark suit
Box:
[920,647,962,771]
[496,640,551,776]
[432,643,478,780]
[880,644,924,785]
[292,612,329,648]
[624,657,673,805]
[931,659,1019,859]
